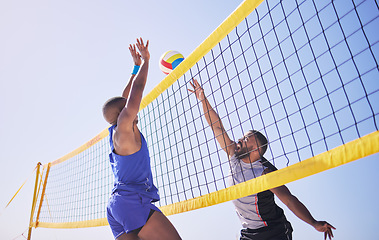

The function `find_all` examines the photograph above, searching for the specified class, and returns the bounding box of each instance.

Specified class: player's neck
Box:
[240,154,260,164]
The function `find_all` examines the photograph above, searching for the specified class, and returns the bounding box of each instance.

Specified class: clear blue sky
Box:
[0,0,378,239]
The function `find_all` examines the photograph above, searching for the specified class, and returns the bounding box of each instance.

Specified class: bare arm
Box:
[188,79,235,157]
[117,38,150,130]
[122,44,142,99]
[271,185,335,240]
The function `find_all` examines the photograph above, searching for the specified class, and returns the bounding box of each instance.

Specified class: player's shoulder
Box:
[113,127,141,153]
[260,157,277,174]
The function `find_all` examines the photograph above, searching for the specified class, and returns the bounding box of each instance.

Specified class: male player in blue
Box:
[102,38,181,240]
[189,79,335,240]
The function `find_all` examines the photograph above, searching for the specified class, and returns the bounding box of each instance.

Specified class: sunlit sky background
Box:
[0,0,378,239]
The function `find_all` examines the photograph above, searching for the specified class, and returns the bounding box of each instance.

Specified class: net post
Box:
[34,163,51,228]
[27,162,41,240]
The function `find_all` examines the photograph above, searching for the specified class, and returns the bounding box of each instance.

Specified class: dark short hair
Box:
[102,97,126,125]
[248,130,268,156]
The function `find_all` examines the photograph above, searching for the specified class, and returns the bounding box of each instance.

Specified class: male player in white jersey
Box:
[189,79,335,240]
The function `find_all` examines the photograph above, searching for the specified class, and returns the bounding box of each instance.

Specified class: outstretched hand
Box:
[313,221,335,240]
[188,79,205,101]
[129,44,141,66]
[136,37,150,61]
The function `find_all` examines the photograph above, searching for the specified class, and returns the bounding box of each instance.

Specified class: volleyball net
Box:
[28,0,379,235]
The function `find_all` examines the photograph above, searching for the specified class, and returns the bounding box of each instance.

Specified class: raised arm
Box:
[188,79,235,157]
[117,38,150,130]
[270,185,336,240]
[122,44,142,99]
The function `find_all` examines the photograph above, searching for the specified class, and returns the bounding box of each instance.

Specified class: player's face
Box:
[235,132,260,159]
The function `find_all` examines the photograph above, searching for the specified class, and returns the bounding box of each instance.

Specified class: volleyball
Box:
[159,50,184,75]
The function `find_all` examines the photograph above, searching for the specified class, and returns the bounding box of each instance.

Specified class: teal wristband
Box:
[132,65,140,75]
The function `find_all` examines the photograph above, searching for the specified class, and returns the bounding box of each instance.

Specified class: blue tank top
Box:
[108,125,159,202]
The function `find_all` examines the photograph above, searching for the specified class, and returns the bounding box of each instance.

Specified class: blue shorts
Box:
[107,191,161,239]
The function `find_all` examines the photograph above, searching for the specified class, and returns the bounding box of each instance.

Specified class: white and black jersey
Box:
[228,155,287,230]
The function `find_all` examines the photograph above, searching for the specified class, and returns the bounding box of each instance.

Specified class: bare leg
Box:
[116,232,140,240]
[138,211,181,240]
